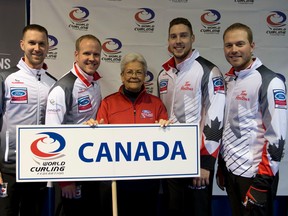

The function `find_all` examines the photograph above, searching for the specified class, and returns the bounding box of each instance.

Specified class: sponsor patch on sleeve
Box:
[273,89,287,109]
[10,87,28,104]
[159,79,168,94]
[212,77,225,94]
[78,95,92,112]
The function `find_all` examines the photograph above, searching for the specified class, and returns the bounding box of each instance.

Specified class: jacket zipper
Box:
[4,131,9,162]
[36,71,40,124]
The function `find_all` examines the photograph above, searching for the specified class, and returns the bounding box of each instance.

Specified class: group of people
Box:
[0,16,286,216]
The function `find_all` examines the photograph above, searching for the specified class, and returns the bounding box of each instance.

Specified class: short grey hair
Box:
[120,52,147,74]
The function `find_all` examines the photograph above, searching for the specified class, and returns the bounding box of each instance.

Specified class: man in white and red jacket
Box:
[45,34,102,216]
[158,17,226,216]
[217,23,287,216]
[0,24,57,216]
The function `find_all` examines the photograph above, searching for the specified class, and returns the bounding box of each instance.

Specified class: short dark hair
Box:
[169,17,193,36]
[22,24,48,39]
[75,34,102,51]
[223,23,253,44]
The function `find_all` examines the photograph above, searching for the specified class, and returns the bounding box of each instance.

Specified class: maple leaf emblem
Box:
[203,117,223,142]
[268,136,285,162]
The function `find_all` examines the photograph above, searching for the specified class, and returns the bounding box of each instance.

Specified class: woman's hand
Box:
[155,119,171,127]
[83,118,104,126]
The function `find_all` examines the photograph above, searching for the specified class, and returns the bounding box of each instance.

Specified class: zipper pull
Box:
[37,71,41,81]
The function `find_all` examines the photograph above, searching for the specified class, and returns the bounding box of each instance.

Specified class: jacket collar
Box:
[162,49,200,73]
[73,62,101,87]
[225,58,262,78]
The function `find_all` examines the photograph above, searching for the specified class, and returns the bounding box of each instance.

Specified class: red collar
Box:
[74,63,101,87]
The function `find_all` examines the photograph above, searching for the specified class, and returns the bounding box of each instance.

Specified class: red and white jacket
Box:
[220,57,287,180]
[45,63,102,125]
[158,49,225,170]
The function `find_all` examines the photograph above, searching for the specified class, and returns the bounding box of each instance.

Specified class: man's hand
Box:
[0,173,3,185]
[192,168,210,188]
[216,166,225,191]
[61,183,77,199]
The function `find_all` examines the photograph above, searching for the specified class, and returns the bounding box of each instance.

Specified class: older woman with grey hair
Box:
[119,52,147,94]
[86,52,169,216]
[120,52,147,76]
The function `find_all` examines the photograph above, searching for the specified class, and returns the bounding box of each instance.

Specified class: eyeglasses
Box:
[124,70,145,77]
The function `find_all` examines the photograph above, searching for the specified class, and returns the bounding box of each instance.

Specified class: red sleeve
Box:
[156,99,168,120]
[96,100,109,123]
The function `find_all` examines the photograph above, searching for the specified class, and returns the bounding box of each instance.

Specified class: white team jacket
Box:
[220,57,287,178]
[0,58,56,174]
[158,49,226,170]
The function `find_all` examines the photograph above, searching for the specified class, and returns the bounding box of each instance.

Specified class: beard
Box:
[171,47,192,64]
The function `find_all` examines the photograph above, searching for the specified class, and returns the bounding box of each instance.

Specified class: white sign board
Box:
[16,124,200,182]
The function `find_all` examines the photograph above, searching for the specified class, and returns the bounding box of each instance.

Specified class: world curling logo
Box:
[30,132,66,175]
[68,6,90,31]
[101,38,122,63]
[200,9,221,34]
[46,35,58,60]
[134,8,155,33]
[144,71,154,94]
[266,11,286,36]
